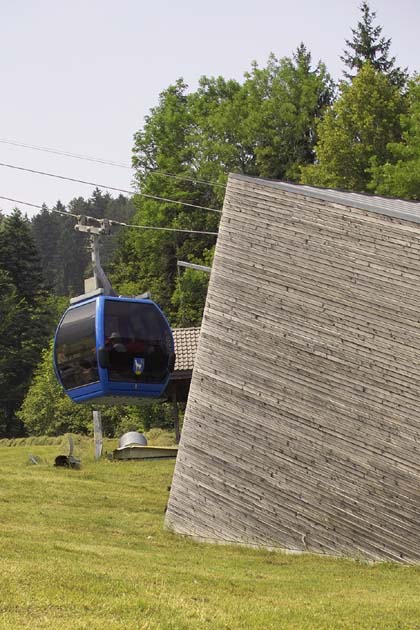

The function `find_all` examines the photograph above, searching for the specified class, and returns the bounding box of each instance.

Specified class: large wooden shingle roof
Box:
[244,175,420,223]
[167,173,420,564]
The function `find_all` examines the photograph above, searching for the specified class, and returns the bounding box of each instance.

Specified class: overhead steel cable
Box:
[112,220,217,236]
[0,161,222,214]
[0,195,43,211]
[0,195,77,217]
[0,138,130,168]
[143,169,226,188]
[0,138,227,189]
[0,195,218,236]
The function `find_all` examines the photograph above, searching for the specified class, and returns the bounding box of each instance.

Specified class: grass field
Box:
[1,436,420,629]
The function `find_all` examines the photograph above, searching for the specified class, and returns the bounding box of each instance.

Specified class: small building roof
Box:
[172,327,200,374]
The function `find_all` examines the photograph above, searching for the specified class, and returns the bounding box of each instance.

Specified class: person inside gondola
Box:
[106,331,127,353]
[105,331,131,379]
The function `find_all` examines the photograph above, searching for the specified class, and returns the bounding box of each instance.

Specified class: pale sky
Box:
[0,0,418,217]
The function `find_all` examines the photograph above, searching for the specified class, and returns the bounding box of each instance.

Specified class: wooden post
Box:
[93,410,103,459]
[171,390,181,444]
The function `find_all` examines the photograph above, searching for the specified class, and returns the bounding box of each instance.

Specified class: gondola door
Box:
[98,297,174,398]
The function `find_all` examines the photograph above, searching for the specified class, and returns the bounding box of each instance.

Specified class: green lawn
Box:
[1,438,420,629]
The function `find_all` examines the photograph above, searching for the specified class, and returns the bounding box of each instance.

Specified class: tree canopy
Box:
[300,63,405,191]
[370,77,420,199]
[112,49,334,326]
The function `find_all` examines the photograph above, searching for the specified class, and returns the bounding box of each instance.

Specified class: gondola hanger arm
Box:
[75,216,115,297]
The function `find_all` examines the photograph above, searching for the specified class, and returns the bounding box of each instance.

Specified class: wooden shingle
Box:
[166,174,420,563]
[172,327,200,377]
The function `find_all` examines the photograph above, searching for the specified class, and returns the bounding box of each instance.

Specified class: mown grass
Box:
[1,439,420,629]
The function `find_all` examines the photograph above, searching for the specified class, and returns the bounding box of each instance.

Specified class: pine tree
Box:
[0,269,22,436]
[341,1,407,86]
[0,210,44,303]
[0,211,54,436]
[31,204,64,293]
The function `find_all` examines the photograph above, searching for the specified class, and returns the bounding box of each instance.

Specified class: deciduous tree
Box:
[301,64,405,191]
[113,50,333,326]
[241,46,334,180]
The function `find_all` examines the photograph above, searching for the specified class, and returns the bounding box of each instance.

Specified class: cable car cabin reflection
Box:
[54,296,175,404]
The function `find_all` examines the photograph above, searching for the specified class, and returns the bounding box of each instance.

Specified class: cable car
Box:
[54,295,175,404]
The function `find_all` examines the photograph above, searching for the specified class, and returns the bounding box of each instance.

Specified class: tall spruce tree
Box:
[0,210,44,303]
[341,1,407,87]
[0,211,53,436]
[0,268,22,436]
[31,204,64,293]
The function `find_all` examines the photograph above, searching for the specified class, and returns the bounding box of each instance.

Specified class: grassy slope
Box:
[1,440,420,629]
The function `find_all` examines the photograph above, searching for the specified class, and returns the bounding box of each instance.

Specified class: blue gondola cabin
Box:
[54,296,175,404]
